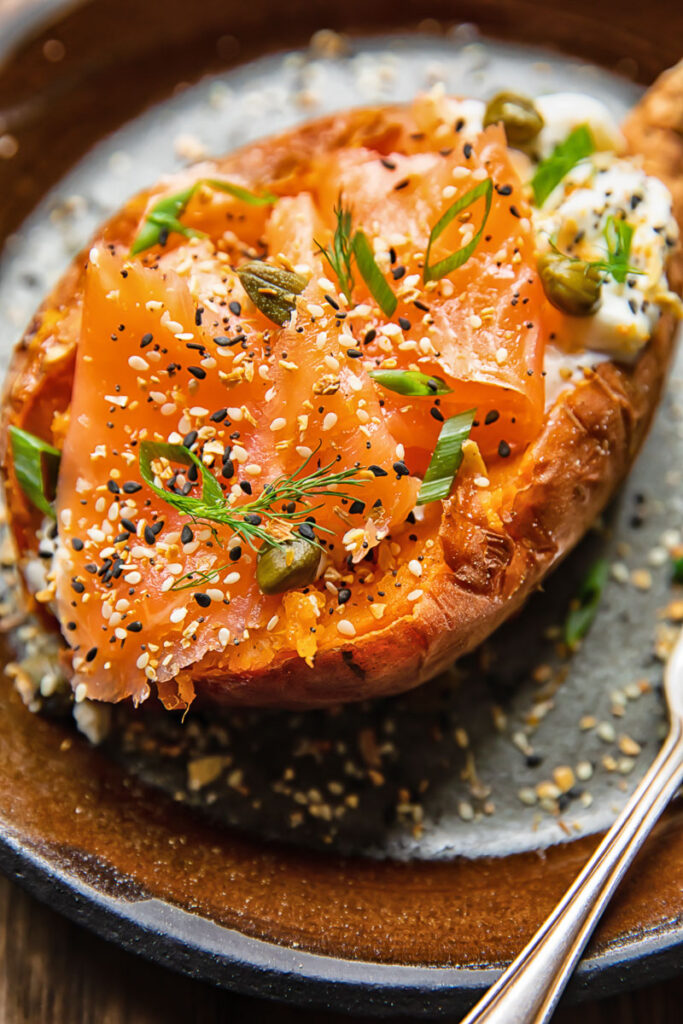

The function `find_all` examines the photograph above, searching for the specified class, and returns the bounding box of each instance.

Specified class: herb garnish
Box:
[672,557,683,585]
[314,199,397,316]
[417,409,476,505]
[138,441,366,553]
[315,198,355,303]
[130,179,276,255]
[531,124,595,207]
[352,231,398,317]
[564,557,610,648]
[591,215,638,284]
[9,426,61,518]
[369,369,452,397]
[423,179,493,284]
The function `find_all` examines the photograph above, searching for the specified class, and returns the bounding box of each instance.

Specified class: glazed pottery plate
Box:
[0,0,681,1017]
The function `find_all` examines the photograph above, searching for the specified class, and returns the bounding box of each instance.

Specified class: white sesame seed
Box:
[175,332,194,342]
[128,355,149,371]
[474,476,490,488]
[224,572,241,585]
[245,464,262,476]
[270,417,287,432]
[231,445,248,463]
[337,619,356,637]
[495,347,508,365]
[74,683,88,704]
[408,559,423,578]
[206,589,224,602]
[307,303,325,318]
[296,446,313,459]
[170,607,187,624]
[124,571,142,585]
[136,653,150,669]
[322,412,338,431]
[266,615,279,631]
[189,406,209,418]
[407,589,423,601]
[161,576,174,592]
[218,627,231,646]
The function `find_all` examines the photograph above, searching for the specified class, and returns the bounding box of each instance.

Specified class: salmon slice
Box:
[50,107,547,707]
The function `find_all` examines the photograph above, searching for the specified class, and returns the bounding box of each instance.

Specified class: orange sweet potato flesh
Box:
[1,64,682,709]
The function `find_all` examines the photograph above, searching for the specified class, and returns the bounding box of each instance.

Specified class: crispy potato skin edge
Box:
[2,65,683,708]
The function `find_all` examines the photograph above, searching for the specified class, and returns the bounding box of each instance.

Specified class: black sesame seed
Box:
[123,482,142,494]
[346,348,362,358]
[244,514,262,526]
[495,183,513,196]
[509,204,521,218]
[298,522,315,541]
[181,525,194,544]
[188,365,206,380]
[85,647,98,663]
[349,500,366,515]
[144,525,156,544]
[463,142,473,159]
[126,621,143,633]
[485,409,500,425]
[338,588,351,605]
[210,408,228,422]
[194,592,211,608]
[430,407,444,422]
[221,460,234,479]
[229,546,242,561]
[393,460,410,478]
[498,440,511,458]
[120,518,136,533]
[229,300,242,315]
[106,480,120,494]
[398,316,411,331]
[140,333,153,348]
[183,430,198,449]
[364,328,377,345]
[391,265,406,280]
[239,481,252,495]
[368,465,388,477]
[195,308,204,326]
[71,538,84,551]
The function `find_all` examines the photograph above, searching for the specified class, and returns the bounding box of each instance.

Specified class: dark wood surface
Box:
[0,870,678,1024]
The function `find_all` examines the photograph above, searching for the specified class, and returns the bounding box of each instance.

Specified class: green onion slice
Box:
[564,557,610,648]
[531,125,595,207]
[423,178,493,284]
[9,426,61,518]
[369,369,452,397]
[131,180,277,256]
[417,409,476,506]
[138,441,225,516]
[672,557,683,585]
[352,230,397,316]
[599,215,635,284]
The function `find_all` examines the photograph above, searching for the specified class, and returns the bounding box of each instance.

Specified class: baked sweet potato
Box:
[2,62,682,709]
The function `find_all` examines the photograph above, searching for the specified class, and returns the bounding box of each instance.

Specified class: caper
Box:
[256,536,321,595]
[537,252,603,317]
[483,91,544,147]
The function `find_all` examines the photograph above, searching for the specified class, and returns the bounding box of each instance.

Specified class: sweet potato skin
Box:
[2,64,682,708]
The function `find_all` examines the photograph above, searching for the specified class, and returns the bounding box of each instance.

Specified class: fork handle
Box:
[461,721,683,1024]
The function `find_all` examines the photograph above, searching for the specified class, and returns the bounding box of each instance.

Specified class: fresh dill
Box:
[315,197,356,302]
[138,440,367,555]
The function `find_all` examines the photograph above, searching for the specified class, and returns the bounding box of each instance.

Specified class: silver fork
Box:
[461,629,683,1024]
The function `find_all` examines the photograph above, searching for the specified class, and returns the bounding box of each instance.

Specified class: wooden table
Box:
[0,871,679,1024]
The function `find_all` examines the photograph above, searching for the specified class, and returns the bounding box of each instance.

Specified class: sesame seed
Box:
[218,627,231,646]
[170,607,187,624]
[270,417,287,431]
[322,412,338,431]
[408,560,422,578]
[128,355,149,371]
[337,619,356,637]
[407,589,423,601]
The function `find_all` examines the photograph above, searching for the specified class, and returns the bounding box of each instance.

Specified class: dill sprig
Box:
[138,440,367,556]
[315,196,355,302]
